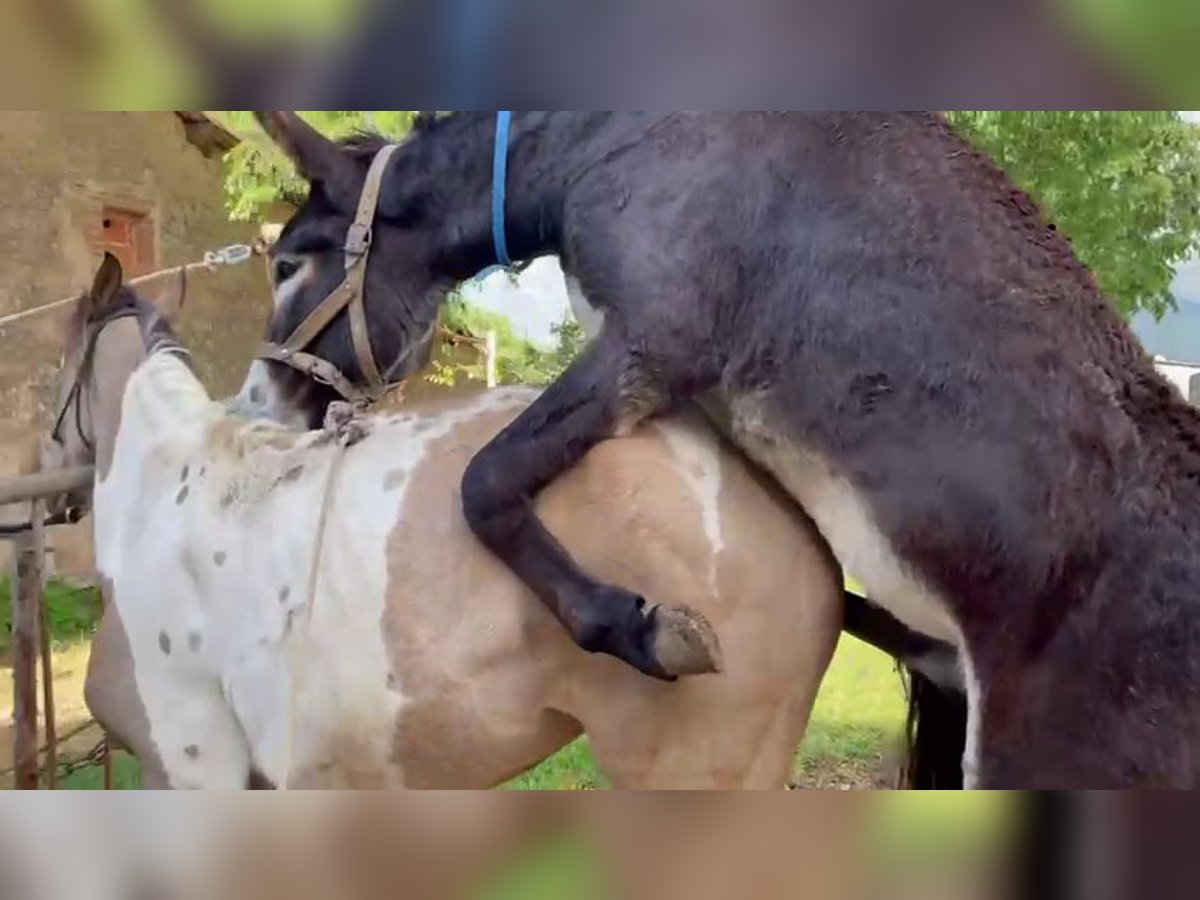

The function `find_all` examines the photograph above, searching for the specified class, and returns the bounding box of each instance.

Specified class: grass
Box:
[794,631,908,787]
[504,738,609,790]
[795,575,909,786]
[58,749,142,789]
[1,578,106,787]
[0,577,103,659]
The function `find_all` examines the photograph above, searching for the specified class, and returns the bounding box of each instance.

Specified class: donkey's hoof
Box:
[652,604,723,677]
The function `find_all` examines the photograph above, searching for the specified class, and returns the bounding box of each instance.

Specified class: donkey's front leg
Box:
[461,338,721,681]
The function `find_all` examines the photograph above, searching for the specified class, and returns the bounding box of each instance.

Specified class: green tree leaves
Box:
[947,111,1200,320]
[212,111,417,220]
[431,295,590,388]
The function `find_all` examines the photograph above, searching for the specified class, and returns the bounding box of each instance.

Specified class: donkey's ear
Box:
[86,252,124,319]
[254,111,353,189]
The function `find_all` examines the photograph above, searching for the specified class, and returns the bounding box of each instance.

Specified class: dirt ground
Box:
[0,641,103,788]
[792,756,898,790]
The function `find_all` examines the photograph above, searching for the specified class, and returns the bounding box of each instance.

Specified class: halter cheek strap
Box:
[261,111,516,406]
[257,143,400,406]
[50,308,142,455]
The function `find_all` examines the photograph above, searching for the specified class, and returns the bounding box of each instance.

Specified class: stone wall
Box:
[0,112,273,580]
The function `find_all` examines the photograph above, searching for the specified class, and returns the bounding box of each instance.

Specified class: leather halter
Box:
[256,144,402,407]
[50,307,142,456]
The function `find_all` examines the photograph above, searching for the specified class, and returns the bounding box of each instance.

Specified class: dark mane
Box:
[71,283,193,370]
[339,130,393,160]
[65,284,141,354]
[100,284,144,318]
[338,113,493,177]
[139,300,192,366]
[338,111,460,160]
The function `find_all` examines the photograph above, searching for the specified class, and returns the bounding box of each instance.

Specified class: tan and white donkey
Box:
[43,253,845,789]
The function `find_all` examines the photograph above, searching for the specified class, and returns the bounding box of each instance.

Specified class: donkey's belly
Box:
[723,393,986,785]
[721,394,962,648]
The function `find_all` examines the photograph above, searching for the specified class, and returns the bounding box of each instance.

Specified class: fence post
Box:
[485,330,497,388]
[33,501,56,788]
[10,500,45,789]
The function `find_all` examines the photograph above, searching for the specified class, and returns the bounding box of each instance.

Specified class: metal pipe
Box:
[0,467,93,506]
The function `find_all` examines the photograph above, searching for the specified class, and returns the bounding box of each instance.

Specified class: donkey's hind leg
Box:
[460,335,721,681]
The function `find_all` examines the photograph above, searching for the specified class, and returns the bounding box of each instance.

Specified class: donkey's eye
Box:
[273,257,302,285]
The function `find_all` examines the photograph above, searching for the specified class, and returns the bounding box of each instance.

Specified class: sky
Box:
[459,256,573,346]
[1173,254,1200,302]
[465,112,1200,352]
[1144,112,1200,359]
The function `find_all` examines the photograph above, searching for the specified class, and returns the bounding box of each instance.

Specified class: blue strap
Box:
[492,110,513,267]
[472,111,513,285]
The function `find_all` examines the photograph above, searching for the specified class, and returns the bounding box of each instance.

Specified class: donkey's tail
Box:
[841,589,966,789]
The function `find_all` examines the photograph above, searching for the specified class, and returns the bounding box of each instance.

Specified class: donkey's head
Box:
[235,111,504,429]
[42,252,187,516]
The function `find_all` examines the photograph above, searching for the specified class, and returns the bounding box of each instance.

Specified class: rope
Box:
[279,402,370,788]
[0,240,269,330]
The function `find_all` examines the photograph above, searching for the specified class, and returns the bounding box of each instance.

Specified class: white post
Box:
[485,331,497,388]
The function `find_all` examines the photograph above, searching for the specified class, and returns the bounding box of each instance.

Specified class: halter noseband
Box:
[256,143,402,407]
